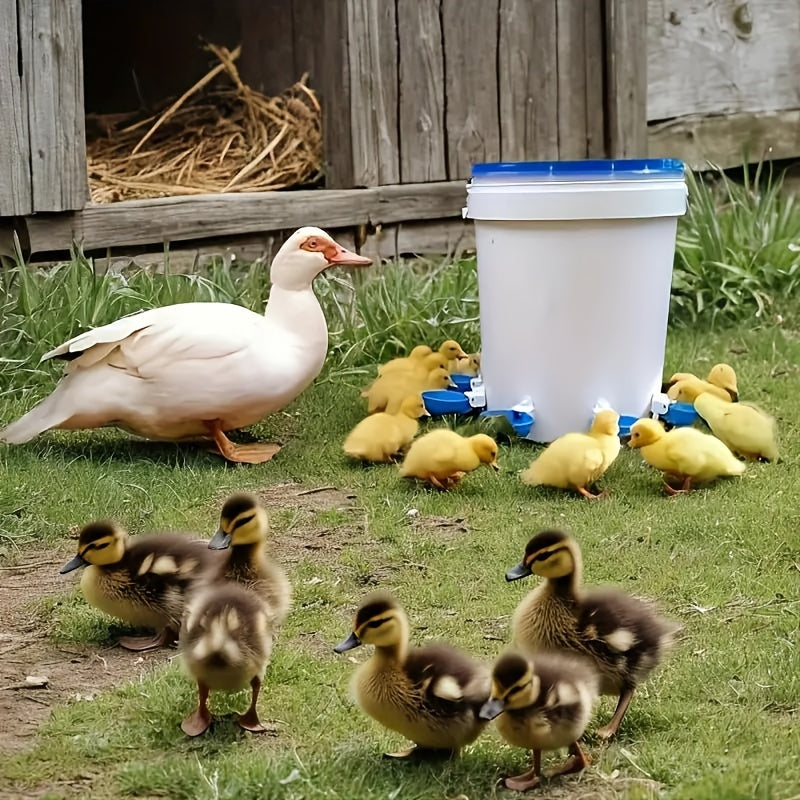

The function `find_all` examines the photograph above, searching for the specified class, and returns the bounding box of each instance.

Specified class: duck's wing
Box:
[406,644,490,709]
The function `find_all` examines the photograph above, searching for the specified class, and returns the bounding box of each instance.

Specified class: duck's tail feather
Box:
[0,389,69,444]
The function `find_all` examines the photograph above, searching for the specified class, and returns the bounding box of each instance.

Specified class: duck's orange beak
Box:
[324,240,372,266]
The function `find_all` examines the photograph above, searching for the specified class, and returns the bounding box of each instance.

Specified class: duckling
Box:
[180,582,272,736]
[399,429,500,490]
[666,363,738,403]
[343,394,430,463]
[520,409,620,499]
[378,345,434,377]
[334,591,490,758]
[437,339,468,373]
[479,651,598,792]
[693,391,778,462]
[60,520,216,651]
[208,494,291,626]
[364,366,454,415]
[628,417,745,494]
[453,353,481,376]
[506,530,679,739]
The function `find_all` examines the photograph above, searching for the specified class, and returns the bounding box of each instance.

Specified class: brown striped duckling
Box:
[180,582,273,736]
[506,530,680,739]
[208,494,291,626]
[334,591,490,758]
[60,520,216,651]
[480,651,598,792]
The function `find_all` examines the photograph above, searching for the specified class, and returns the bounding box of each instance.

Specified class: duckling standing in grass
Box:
[334,591,490,758]
[666,363,738,403]
[343,394,429,463]
[378,345,434,377]
[60,521,217,651]
[208,494,291,626]
[506,530,679,739]
[364,366,454,415]
[437,339,469,374]
[180,582,273,736]
[693,391,778,462]
[479,651,598,792]
[628,417,745,494]
[399,429,500,490]
[520,409,621,499]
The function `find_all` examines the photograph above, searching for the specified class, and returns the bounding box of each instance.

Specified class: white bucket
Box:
[464,159,688,443]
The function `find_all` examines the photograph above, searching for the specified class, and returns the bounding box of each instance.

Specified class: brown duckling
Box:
[334,591,490,758]
[480,650,598,792]
[506,530,679,738]
[60,520,216,651]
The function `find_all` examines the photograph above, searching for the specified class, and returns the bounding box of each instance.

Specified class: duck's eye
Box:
[366,618,387,629]
[233,513,256,530]
[307,237,319,249]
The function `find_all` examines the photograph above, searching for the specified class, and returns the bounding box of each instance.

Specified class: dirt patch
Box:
[408,513,470,541]
[0,553,168,756]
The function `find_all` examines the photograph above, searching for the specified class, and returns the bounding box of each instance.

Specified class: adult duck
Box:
[1,228,371,462]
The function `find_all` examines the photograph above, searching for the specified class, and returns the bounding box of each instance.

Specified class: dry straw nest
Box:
[87,44,322,203]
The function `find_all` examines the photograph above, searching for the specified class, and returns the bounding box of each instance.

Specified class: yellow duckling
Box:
[364,366,454,415]
[343,394,429,463]
[334,591,490,758]
[520,409,620,499]
[667,363,738,403]
[628,417,745,494]
[453,353,481,376]
[437,339,468,373]
[378,345,434,377]
[60,520,216,651]
[399,429,500,490]
[506,530,680,739]
[180,582,273,736]
[479,651,598,792]
[208,494,291,626]
[693,391,778,462]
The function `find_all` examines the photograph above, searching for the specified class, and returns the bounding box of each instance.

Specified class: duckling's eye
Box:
[366,618,388,629]
[233,514,256,529]
[90,541,110,551]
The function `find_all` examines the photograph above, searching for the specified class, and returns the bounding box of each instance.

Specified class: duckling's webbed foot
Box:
[546,741,589,777]
[383,745,455,760]
[596,686,635,739]
[577,486,609,500]
[502,749,541,791]
[181,682,212,737]
[205,420,281,464]
[663,476,692,496]
[118,627,176,651]
[236,676,268,733]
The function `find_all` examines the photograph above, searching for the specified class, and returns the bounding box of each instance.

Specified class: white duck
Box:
[0,227,371,463]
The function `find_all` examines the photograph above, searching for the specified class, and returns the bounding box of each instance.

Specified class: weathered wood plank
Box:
[648,110,800,170]
[555,0,587,158]
[606,0,647,157]
[23,182,467,253]
[397,0,447,182]
[584,0,605,157]
[0,0,32,216]
[237,0,297,95]
[366,218,475,260]
[22,0,88,211]
[347,0,400,187]
[647,0,800,121]
[442,0,500,179]
[498,0,559,161]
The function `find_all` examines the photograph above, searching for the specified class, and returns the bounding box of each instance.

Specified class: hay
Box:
[86,43,322,203]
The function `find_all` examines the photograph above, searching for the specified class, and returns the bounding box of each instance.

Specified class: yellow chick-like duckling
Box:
[343,394,430,463]
[453,353,481,376]
[694,392,778,462]
[437,339,468,373]
[364,367,453,414]
[628,417,745,494]
[378,345,434,377]
[520,409,621,499]
[399,429,499,490]
[667,363,738,403]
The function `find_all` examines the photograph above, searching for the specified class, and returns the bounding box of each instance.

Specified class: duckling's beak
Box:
[491,460,500,472]
[333,631,362,653]
[505,561,532,581]
[208,529,232,550]
[60,554,88,574]
[478,697,505,721]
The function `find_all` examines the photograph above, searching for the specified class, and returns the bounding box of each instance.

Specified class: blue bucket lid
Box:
[472,159,685,182]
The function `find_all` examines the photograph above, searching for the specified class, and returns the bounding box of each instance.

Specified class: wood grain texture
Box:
[498,0,558,161]
[0,0,32,215]
[584,0,605,157]
[365,218,475,260]
[648,109,800,169]
[442,0,500,179]
[347,0,399,187]
[606,0,647,157]
[22,0,88,212]
[648,0,800,120]
[397,0,447,182]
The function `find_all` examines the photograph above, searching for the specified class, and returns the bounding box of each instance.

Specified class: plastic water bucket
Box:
[464,159,687,443]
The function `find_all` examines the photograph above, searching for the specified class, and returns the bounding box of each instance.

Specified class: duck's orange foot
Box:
[204,420,281,464]
[118,627,175,652]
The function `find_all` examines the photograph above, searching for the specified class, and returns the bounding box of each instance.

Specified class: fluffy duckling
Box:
[628,417,745,494]
[437,339,469,373]
[180,582,272,736]
[343,394,429,463]
[364,366,453,415]
[378,345,434,377]
[666,363,738,403]
[60,521,216,651]
[453,353,481,376]
[520,409,621,499]
[693,391,778,462]
[479,651,598,792]
[334,591,490,758]
[208,494,291,626]
[399,429,500,490]
[506,530,679,738]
